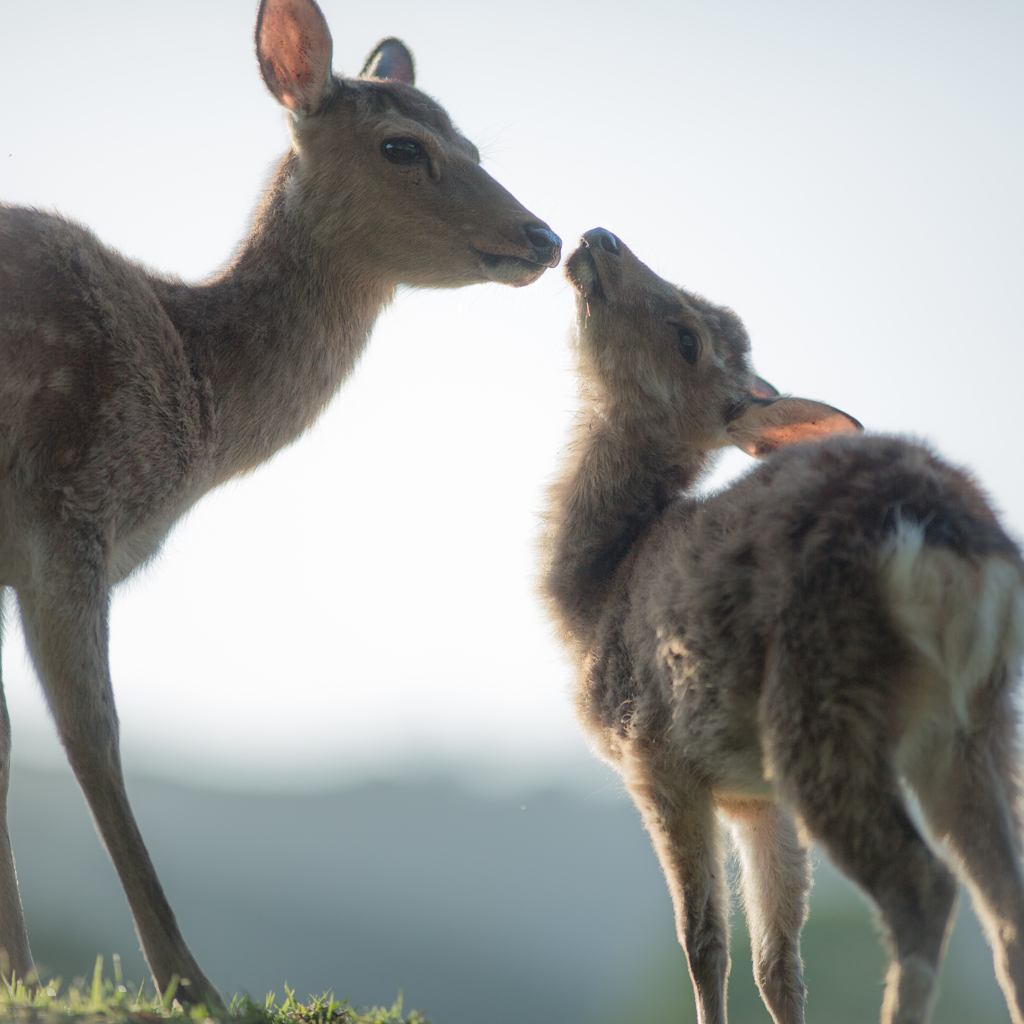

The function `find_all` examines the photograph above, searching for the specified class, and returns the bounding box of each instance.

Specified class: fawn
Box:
[0,0,560,1008]
[542,228,1024,1024]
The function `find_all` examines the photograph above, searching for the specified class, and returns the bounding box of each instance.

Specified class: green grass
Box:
[0,957,431,1024]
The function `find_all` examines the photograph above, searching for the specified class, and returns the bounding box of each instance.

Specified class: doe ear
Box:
[256,0,334,116]
[359,38,416,85]
[727,396,863,458]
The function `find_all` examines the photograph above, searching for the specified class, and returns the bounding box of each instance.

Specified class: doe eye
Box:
[677,328,699,365]
[382,137,424,164]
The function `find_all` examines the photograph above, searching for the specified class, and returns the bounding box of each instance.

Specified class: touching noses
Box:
[524,223,562,267]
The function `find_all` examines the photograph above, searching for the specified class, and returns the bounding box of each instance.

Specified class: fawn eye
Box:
[382,137,424,164]
[677,328,699,365]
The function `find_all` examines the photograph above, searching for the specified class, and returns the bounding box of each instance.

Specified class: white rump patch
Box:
[883,520,1024,723]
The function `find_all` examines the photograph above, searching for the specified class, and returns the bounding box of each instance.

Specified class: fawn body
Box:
[543,229,1024,1024]
[0,0,559,1007]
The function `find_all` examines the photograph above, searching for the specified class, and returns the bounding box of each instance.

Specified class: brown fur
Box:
[0,0,560,1008]
[541,229,1024,1024]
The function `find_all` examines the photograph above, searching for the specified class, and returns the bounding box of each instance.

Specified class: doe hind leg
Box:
[626,758,731,1024]
[763,659,957,1024]
[0,589,34,983]
[15,546,224,1012]
[720,799,809,1024]
[909,678,1024,1024]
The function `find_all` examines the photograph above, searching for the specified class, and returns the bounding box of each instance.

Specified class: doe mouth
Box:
[473,248,548,286]
[477,251,544,272]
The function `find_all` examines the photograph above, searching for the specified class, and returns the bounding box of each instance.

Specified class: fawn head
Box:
[564,228,861,456]
[256,0,561,287]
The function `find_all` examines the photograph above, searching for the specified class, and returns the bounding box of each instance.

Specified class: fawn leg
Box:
[910,701,1024,1024]
[0,590,34,983]
[782,766,954,1024]
[763,666,956,1024]
[627,763,730,1024]
[720,799,809,1024]
[16,562,224,1012]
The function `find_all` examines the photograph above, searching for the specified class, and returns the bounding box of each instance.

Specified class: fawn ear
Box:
[256,0,334,116]
[727,396,863,458]
[750,376,779,400]
[359,38,416,85]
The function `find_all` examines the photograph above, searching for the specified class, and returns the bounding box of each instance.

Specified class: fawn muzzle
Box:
[584,228,620,254]
[565,228,624,300]
[566,229,680,311]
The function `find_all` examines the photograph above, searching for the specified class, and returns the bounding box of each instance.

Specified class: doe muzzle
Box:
[524,223,562,266]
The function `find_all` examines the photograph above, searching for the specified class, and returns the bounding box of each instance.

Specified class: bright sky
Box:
[2,0,1022,788]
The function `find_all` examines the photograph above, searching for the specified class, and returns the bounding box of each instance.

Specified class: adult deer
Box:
[0,0,559,1009]
[542,229,1024,1024]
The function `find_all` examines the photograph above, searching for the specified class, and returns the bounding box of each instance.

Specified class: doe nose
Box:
[583,228,620,254]
[524,223,562,265]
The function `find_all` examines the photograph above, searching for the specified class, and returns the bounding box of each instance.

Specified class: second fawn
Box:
[0,0,560,1009]
[542,228,1024,1024]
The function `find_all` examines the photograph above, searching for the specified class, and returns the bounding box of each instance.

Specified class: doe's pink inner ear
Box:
[256,0,333,115]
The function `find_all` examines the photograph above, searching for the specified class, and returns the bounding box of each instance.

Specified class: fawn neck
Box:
[545,407,707,644]
[155,152,394,484]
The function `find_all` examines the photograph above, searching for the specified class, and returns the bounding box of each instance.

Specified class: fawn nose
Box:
[583,228,620,254]
[524,223,562,265]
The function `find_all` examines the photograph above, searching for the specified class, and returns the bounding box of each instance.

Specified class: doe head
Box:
[255,0,561,288]
[564,228,862,457]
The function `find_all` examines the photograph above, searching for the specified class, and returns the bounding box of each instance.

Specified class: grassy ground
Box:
[0,958,430,1024]
[7,769,1013,1023]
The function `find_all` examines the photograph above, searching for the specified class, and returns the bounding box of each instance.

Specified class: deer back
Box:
[549,230,1023,792]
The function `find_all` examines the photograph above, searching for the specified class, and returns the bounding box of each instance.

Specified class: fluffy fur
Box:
[542,229,1024,1024]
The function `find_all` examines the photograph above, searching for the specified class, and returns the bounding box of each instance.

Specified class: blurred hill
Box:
[7,763,1010,1024]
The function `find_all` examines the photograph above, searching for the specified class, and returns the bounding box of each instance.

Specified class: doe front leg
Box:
[627,764,730,1024]
[16,569,225,1014]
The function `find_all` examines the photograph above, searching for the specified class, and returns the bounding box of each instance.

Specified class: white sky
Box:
[2,0,1022,788]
